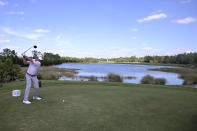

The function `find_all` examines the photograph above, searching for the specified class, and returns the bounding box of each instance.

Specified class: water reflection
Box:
[55,63,184,85]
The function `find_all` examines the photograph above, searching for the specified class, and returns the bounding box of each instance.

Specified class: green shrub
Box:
[0,59,22,82]
[183,76,197,85]
[124,76,136,79]
[17,71,25,80]
[89,75,98,81]
[106,73,123,82]
[37,73,42,79]
[154,78,166,85]
[140,75,154,84]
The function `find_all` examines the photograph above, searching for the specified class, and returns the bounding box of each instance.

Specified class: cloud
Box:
[0,39,10,43]
[172,17,196,24]
[56,34,62,40]
[8,11,24,15]
[2,27,43,40]
[151,10,163,15]
[54,34,71,47]
[56,49,64,54]
[131,36,136,40]
[56,40,71,47]
[0,34,5,38]
[29,0,37,3]
[137,13,167,23]
[180,0,192,4]
[78,47,134,58]
[155,10,162,13]
[141,46,159,55]
[173,48,194,54]
[24,34,43,39]
[142,46,157,51]
[49,46,134,58]
[2,27,17,35]
[34,29,50,33]
[13,3,19,7]
[55,35,71,48]
[130,28,138,32]
[0,1,7,6]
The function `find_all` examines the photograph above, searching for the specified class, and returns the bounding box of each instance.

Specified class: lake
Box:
[54,63,183,85]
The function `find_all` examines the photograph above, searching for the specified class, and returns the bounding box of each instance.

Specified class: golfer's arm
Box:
[23,56,33,64]
[25,57,33,62]
[23,58,28,65]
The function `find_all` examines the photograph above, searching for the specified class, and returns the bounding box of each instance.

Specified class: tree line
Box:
[1,48,197,83]
[1,48,197,66]
[143,53,197,65]
[101,53,197,65]
[85,53,197,65]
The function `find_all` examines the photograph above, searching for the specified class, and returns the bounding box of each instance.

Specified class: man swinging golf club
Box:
[22,52,42,104]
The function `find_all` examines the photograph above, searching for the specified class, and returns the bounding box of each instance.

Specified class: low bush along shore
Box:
[0,80,197,131]
[79,73,136,82]
[149,67,197,85]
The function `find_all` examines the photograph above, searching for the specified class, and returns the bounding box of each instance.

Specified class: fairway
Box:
[0,81,197,131]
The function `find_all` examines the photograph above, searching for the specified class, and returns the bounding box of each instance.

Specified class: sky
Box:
[0,0,197,58]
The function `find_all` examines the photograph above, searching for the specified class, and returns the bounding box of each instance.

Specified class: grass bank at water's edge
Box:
[149,67,197,85]
[0,80,197,131]
[21,66,78,80]
[98,62,184,67]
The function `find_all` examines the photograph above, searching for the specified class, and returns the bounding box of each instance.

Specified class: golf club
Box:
[21,45,37,56]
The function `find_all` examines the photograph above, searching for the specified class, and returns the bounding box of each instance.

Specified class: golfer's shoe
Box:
[23,100,31,104]
[33,96,42,100]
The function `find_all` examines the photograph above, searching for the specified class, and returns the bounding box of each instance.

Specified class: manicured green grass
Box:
[0,81,197,131]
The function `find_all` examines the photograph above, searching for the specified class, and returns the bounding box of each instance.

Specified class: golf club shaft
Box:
[21,45,37,57]
[23,46,34,54]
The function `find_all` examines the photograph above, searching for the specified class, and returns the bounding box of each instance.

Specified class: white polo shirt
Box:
[27,59,41,75]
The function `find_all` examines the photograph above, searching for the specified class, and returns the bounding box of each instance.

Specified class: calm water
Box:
[55,63,183,85]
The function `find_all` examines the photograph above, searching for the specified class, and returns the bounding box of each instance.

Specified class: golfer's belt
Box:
[26,72,37,77]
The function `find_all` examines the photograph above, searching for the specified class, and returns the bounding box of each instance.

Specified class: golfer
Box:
[23,55,42,104]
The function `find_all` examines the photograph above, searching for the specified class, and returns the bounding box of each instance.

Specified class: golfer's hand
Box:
[23,55,28,59]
